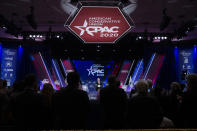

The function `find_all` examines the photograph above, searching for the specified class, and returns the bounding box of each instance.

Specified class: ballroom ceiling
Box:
[0,0,197,39]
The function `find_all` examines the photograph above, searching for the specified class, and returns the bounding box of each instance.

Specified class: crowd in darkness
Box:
[0,72,197,130]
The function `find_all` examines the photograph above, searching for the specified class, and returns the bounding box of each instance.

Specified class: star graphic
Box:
[87,66,95,76]
[74,20,94,36]
[74,20,87,36]
[87,69,92,76]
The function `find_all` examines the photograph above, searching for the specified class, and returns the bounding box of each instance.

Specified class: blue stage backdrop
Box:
[72,60,115,86]
[176,47,195,83]
[1,48,17,86]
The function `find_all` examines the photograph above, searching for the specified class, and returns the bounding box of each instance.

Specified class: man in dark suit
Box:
[53,72,90,129]
[179,74,197,128]
[100,75,127,129]
[12,74,42,129]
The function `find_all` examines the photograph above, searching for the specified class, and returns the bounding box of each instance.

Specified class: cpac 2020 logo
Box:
[74,20,119,37]
[69,6,132,43]
[87,64,104,77]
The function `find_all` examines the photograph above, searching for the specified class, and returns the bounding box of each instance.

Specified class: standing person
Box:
[0,79,9,124]
[53,72,90,129]
[10,80,25,98]
[127,80,163,129]
[40,83,55,129]
[166,82,182,125]
[12,74,42,130]
[100,75,127,129]
[95,78,102,92]
[179,74,197,128]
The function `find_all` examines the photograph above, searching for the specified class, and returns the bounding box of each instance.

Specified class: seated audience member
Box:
[53,72,90,129]
[11,74,42,129]
[179,74,197,128]
[100,75,127,129]
[40,83,55,129]
[127,80,163,129]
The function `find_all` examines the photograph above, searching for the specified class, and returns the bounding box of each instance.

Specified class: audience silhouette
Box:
[179,74,197,128]
[11,74,42,129]
[0,79,9,124]
[0,72,197,129]
[53,72,90,129]
[127,80,163,129]
[100,75,127,129]
[40,83,55,129]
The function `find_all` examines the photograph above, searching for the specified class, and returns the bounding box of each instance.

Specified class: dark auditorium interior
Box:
[0,0,197,130]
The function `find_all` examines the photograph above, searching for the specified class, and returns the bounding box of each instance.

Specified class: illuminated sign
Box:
[179,50,193,71]
[1,48,17,86]
[68,6,132,43]
[87,64,104,76]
